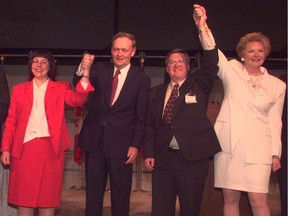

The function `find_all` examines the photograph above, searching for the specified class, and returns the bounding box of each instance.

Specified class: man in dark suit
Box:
[0,66,9,140]
[0,64,14,215]
[143,8,221,215]
[73,32,150,216]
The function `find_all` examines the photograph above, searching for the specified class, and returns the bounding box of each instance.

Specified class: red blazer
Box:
[1,80,94,159]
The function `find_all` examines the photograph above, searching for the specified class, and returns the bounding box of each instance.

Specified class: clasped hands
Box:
[193,4,207,30]
[81,53,94,78]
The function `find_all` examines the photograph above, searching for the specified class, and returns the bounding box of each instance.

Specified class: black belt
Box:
[168,148,181,153]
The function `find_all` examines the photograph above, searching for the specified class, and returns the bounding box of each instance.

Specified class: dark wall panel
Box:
[119,0,287,53]
[0,0,286,56]
[0,1,114,50]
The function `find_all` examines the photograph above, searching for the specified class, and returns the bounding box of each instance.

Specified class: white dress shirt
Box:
[164,80,186,149]
[111,64,130,105]
[76,63,131,105]
[24,79,50,143]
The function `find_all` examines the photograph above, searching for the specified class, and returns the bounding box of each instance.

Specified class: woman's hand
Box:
[272,155,281,172]
[1,151,10,165]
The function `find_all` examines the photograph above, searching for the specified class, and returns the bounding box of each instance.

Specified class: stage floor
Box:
[54,188,281,216]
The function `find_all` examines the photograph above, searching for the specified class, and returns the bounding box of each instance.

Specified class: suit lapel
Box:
[44,80,58,105]
[105,65,115,107]
[111,66,134,107]
[157,84,168,119]
[23,81,34,115]
[25,81,33,105]
[173,75,195,117]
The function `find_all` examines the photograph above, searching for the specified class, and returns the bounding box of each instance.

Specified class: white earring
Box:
[241,58,244,61]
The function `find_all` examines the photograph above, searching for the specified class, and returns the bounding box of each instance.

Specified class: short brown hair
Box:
[165,48,190,66]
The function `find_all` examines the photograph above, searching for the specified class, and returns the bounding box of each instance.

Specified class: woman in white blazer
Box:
[194,5,286,216]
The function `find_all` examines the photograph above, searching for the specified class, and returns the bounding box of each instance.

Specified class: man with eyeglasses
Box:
[73,32,150,216]
[142,6,221,216]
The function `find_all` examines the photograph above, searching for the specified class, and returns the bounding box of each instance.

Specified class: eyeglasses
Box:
[32,60,49,65]
[112,48,130,54]
[167,59,186,66]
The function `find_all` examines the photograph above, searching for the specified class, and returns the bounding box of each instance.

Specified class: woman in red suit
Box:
[0,50,94,216]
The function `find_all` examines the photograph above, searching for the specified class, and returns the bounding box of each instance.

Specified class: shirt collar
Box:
[33,78,49,90]
[169,78,186,90]
[114,63,131,76]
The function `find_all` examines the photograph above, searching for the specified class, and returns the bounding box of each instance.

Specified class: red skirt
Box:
[8,137,65,208]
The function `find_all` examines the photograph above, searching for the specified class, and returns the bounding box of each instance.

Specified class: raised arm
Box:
[193,4,215,50]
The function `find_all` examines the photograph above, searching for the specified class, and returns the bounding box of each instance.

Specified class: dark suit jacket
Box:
[73,62,151,158]
[143,49,221,167]
[0,68,9,144]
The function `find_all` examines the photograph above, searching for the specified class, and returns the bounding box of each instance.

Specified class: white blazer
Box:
[215,50,286,164]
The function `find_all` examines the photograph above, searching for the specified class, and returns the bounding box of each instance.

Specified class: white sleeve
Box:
[76,64,83,76]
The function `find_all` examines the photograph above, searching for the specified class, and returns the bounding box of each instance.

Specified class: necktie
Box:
[110,69,121,106]
[162,84,179,123]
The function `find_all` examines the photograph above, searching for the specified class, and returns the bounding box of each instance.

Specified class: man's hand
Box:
[125,147,138,164]
[144,158,155,171]
[81,53,94,76]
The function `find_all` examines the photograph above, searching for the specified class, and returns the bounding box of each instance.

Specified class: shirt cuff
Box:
[76,64,83,76]
[198,31,216,50]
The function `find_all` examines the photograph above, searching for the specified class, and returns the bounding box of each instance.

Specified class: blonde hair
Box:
[236,32,271,58]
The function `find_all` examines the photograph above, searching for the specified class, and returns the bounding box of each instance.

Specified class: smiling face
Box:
[166,53,190,83]
[31,57,50,81]
[111,37,136,70]
[241,41,266,69]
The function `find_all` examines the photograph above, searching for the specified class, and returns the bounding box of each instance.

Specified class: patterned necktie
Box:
[110,69,121,106]
[162,84,179,123]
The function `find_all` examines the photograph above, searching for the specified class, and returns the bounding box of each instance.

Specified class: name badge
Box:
[185,94,197,104]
